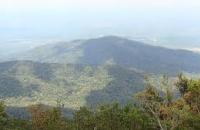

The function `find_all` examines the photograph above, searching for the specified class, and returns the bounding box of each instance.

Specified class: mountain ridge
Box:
[7,36,200,75]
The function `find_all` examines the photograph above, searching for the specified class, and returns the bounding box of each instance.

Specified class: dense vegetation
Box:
[0,61,144,110]
[0,75,200,130]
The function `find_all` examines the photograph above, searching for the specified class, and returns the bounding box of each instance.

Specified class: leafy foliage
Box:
[136,75,200,130]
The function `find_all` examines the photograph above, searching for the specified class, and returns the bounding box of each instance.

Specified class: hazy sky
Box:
[1,0,200,41]
[1,0,200,10]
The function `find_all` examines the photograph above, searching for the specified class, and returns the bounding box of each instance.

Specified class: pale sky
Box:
[1,0,200,10]
[1,0,200,41]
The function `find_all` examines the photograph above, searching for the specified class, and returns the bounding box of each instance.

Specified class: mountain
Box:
[9,36,200,75]
[0,61,144,110]
[1,36,200,115]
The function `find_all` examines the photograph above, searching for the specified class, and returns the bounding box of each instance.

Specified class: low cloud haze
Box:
[0,0,200,49]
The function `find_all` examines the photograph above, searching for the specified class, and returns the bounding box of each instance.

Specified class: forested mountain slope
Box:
[0,61,144,109]
[9,36,200,74]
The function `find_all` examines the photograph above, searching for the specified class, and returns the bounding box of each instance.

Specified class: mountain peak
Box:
[90,35,130,42]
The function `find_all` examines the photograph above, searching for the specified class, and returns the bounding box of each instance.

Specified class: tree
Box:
[74,106,96,130]
[0,101,8,130]
[175,74,189,96]
[136,85,164,130]
[29,104,67,130]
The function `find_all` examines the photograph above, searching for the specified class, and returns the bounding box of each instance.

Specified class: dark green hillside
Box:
[86,65,144,107]
[9,36,200,75]
[0,61,144,109]
[79,36,200,74]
